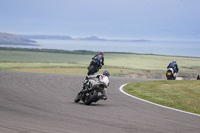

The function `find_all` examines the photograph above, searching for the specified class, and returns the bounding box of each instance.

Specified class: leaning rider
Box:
[88,52,104,73]
[167,60,179,77]
[81,70,110,100]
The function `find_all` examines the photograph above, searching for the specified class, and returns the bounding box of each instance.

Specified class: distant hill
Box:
[17,34,150,42]
[17,35,107,41]
[0,32,150,45]
[0,32,37,46]
[78,35,106,41]
[17,35,73,40]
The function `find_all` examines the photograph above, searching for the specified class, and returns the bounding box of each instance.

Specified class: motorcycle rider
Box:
[81,70,110,100]
[167,60,179,78]
[88,52,104,74]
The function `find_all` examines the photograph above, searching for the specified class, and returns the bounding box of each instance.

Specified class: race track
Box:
[0,71,199,133]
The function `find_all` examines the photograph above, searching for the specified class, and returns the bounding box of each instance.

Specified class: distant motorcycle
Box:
[197,74,200,80]
[74,75,109,105]
[87,59,102,75]
[166,68,176,80]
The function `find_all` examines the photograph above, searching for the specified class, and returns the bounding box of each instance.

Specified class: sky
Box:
[0,0,200,40]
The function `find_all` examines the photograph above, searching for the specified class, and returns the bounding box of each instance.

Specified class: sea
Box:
[1,39,200,57]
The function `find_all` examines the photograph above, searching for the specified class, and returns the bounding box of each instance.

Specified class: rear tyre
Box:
[166,71,173,80]
[167,76,172,80]
[87,65,95,75]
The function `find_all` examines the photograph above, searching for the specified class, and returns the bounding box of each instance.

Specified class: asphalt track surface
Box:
[0,71,199,133]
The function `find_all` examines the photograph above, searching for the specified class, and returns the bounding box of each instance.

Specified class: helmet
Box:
[99,52,104,55]
[103,70,110,77]
[172,60,176,63]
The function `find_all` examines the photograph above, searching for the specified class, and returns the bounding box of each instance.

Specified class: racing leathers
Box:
[89,53,104,70]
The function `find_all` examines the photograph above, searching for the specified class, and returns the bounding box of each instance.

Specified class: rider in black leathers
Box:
[167,60,179,77]
[88,52,104,73]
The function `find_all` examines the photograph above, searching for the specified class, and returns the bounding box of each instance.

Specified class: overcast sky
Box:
[0,0,200,40]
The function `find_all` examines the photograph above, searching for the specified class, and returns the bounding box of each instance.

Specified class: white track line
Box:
[119,83,200,117]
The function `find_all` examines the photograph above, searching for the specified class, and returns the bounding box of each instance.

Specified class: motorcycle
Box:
[197,74,200,80]
[166,68,176,80]
[74,75,109,105]
[87,59,102,75]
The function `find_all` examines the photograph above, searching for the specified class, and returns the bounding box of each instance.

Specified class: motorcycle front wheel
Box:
[84,90,98,105]
[74,94,81,103]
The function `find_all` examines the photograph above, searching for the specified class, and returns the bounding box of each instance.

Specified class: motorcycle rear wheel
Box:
[87,65,96,75]
[166,71,173,80]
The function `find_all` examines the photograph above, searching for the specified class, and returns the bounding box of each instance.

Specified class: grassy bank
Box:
[124,80,200,114]
[1,47,200,79]
[1,47,200,113]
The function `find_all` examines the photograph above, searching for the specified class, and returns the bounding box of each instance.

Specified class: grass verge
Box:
[124,80,200,114]
[1,47,200,79]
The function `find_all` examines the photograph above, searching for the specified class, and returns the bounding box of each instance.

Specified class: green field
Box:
[1,47,200,79]
[1,47,200,114]
[124,80,200,114]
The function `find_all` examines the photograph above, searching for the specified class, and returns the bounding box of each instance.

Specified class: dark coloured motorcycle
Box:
[197,74,200,80]
[166,68,176,80]
[87,60,102,75]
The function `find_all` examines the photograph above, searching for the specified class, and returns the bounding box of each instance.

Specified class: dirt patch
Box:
[125,73,149,79]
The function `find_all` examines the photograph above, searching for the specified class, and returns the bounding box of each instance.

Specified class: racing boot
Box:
[101,88,108,100]
[101,95,107,100]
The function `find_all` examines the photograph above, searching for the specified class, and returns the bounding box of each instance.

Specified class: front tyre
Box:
[74,94,81,103]
[84,90,98,105]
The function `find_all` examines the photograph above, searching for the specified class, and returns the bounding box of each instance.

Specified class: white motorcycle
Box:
[74,74,110,105]
[166,68,177,80]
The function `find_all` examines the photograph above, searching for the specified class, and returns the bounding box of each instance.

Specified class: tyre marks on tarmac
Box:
[0,71,199,133]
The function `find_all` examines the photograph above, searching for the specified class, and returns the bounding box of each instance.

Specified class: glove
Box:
[83,77,89,84]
